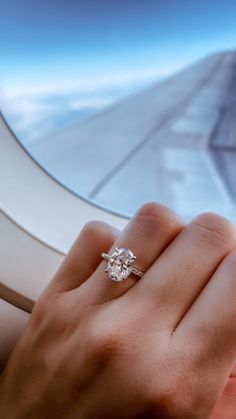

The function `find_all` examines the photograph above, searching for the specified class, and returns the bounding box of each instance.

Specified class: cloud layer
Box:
[0,65,177,145]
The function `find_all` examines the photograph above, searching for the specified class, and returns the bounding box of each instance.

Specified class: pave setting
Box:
[101,247,143,282]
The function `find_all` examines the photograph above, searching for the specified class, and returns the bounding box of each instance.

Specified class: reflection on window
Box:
[1,1,236,218]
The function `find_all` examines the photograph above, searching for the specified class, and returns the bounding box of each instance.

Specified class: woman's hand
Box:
[1,203,236,419]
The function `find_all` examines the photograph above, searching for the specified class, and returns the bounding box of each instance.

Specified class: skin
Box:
[0,203,236,418]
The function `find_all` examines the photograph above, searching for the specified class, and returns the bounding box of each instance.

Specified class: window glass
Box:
[1,1,236,218]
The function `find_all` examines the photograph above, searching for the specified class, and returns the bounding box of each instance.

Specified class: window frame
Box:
[0,112,127,310]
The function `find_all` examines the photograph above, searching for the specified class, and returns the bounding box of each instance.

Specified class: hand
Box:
[1,203,236,419]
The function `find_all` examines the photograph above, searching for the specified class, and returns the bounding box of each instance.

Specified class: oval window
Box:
[1,1,236,219]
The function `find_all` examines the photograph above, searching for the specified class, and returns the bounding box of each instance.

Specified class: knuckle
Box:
[89,325,123,360]
[136,202,182,232]
[31,296,50,326]
[81,220,116,246]
[137,202,173,220]
[191,212,236,249]
[82,220,109,238]
[31,293,64,328]
[142,385,203,419]
[31,295,71,339]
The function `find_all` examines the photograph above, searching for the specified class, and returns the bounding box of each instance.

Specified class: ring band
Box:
[101,247,144,282]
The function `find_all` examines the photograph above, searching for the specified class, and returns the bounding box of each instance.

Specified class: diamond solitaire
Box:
[101,247,144,281]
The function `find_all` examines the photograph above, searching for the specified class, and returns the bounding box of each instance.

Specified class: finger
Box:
[77,203,183,303]
[132,212,236,328]
[44,221,119,296]
[177,249,236,376]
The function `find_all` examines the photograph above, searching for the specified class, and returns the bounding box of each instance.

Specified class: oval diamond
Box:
[106,247,135,281]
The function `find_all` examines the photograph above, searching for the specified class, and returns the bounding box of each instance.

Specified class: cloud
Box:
[0,64,180,144]
[3,65,177,99]
[0,89,117,143]
[70,96,115,110]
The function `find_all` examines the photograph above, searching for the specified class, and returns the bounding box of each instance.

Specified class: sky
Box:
[0,0,236,143]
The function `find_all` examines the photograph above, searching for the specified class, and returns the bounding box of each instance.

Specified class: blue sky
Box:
[1,0,236,83]
[0,0,236,143]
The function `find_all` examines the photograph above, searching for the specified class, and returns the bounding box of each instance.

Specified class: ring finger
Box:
[76,203,183,304]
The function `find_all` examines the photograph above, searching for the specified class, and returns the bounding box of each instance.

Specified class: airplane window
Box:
[1,1,236,219]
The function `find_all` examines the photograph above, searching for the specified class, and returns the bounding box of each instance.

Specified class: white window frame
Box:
[0,112,128,311]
